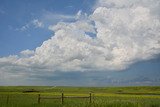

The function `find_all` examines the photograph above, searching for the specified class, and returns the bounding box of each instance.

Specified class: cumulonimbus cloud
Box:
[0,0,160,78]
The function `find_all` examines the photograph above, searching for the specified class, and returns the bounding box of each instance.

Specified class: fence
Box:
[38,92,92,104]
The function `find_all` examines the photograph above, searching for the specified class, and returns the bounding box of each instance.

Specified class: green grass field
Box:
[0,86,160,107]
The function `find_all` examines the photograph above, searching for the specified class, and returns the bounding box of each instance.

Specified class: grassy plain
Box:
[0,86,160,107]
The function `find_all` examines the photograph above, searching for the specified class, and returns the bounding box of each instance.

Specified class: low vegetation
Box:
[0,86,160,107]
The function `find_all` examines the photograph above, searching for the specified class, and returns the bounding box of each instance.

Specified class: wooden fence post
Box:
[38,94,40,104]
[89,92,92,103]
[93,92,94,103]
[6,95,9,104]
[61,92,64,104]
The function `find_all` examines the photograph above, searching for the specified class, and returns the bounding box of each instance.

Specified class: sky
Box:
[0,0,160,86]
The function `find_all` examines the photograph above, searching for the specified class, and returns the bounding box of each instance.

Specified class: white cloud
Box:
[17,24,29,31]
[45,14,75,20]
[41,11,76,25]
[20,49,35,57]
[76,10,88,20]
[0,0,160,81]
[32,19,44,28]
[17,19,44,31]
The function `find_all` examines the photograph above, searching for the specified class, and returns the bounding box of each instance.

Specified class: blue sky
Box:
[0,0,95,56]
[0,0,160,86]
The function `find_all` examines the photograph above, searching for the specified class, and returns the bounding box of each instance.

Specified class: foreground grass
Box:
[0,86,160,107]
